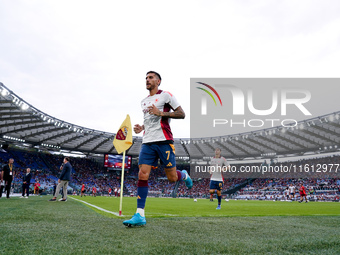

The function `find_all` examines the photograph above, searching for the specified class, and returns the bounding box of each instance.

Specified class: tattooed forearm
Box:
[161,107,185,119]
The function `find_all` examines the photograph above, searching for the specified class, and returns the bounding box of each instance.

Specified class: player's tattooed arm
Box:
[161,106,185,119]
[148,105,185,119]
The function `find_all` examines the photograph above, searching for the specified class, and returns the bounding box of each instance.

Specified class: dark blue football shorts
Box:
[138,142,176,168]
[210,180,223,191]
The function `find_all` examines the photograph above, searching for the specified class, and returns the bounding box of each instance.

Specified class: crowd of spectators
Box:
[236,178,340,201]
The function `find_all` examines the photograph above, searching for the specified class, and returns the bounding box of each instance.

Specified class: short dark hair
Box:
[64,157,70,162]
[146,71,161,81]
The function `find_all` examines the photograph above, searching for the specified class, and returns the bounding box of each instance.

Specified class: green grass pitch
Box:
[1,195,339,254]
[71,196,340,218]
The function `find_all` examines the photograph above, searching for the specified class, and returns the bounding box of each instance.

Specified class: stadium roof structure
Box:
[1,82,340,160]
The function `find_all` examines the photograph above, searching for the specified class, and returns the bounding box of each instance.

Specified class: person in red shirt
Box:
[92,187,97,197]
[299,183,308,203]
[81,184,86,197]
[108,188,112,197]
[34,181,41,196]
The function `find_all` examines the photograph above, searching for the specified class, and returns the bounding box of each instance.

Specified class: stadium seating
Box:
[0,147,339,200]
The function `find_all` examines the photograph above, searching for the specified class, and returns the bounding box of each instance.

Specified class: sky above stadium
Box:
[1,0,340,139]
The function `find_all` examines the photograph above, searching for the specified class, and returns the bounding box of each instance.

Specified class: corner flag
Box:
[113,114,133,216]
[113,114,133,154]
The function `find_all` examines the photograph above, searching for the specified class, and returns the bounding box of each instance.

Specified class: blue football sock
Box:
[217,195,222,205]
[137,180,148,209]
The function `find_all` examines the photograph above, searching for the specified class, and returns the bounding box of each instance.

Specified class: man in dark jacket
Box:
[21,168,32,198]
[1,158,15,199]
[49,157,72,202]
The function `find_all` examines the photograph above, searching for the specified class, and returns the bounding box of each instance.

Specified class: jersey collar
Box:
[148,89,163,97]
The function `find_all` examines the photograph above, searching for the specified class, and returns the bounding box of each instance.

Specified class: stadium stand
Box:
[1,146,338,201]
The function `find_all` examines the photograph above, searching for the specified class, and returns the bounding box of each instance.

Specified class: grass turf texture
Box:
[72,196,340,218]
[0,196,339,255]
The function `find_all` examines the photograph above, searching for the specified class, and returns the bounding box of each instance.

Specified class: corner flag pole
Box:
[119,151,126,216]
[113,114,132,216]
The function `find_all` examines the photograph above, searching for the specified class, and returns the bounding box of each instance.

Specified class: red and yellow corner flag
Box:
[113,114,133,154]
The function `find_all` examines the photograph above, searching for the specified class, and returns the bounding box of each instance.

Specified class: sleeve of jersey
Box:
[223,157,230,166]
[165,91,180,110]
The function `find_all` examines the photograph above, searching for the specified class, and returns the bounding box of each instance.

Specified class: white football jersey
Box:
[209,156,229,181]
[141,90,180,143]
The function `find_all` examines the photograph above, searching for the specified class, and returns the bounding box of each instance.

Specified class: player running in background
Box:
[289,183,295,200]
[209,148,230,210]
[81,184,86,197]
[92,186,97,197]
[34,180,40,196]
[123,71,193,227]
[108,187,112,197]
[299,183,308,203]
[284,187,290,200]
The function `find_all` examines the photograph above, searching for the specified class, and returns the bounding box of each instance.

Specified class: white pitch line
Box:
[69,197,123,216]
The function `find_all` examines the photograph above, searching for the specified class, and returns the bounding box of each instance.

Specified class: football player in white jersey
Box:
[209,148,230,209]
[123,71,193,227]
[289,183,295,200]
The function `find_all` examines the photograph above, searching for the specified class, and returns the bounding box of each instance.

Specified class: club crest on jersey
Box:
[116,126,128,140]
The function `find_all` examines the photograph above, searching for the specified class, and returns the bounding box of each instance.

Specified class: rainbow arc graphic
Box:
[196,82,223,106]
